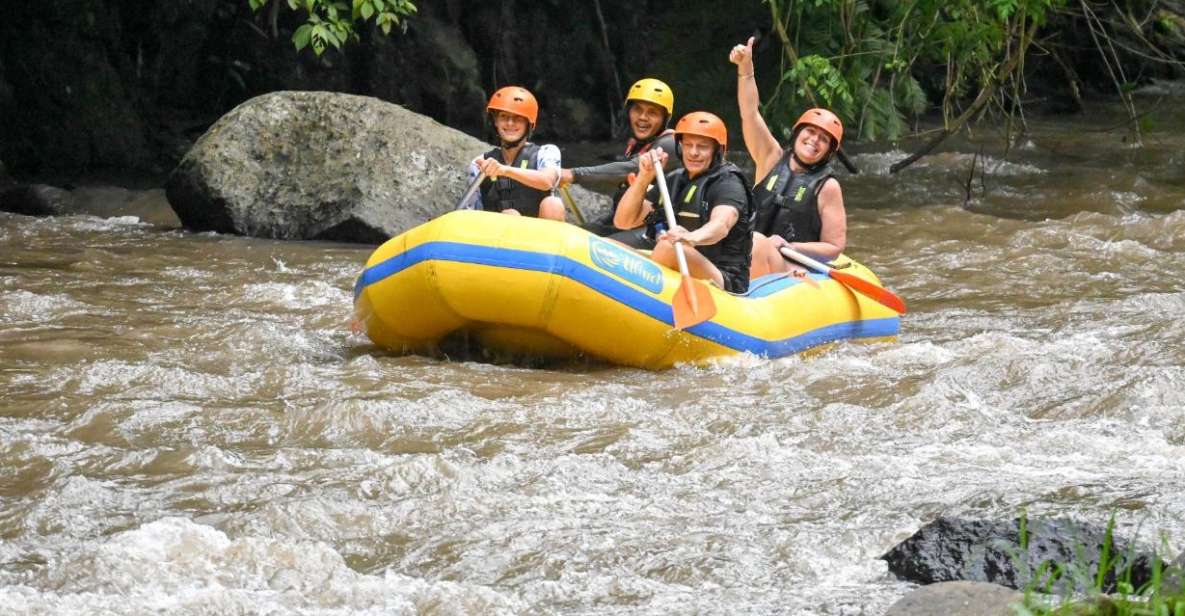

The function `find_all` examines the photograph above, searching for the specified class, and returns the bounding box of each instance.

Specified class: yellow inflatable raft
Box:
[353,210,900,369]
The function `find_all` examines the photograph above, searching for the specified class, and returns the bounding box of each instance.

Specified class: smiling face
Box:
[628,100,666,141]
[493,111,530,144]
[793,124,835,165]
[680,133,718,178]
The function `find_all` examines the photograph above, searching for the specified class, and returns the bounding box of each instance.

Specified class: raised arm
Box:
[730,37,783,179]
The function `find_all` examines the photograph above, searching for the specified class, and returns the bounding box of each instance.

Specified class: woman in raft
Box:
[730,36,848,278]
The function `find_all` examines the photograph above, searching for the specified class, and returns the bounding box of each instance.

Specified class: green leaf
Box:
[293,23,313,50]
[361,2,374,19]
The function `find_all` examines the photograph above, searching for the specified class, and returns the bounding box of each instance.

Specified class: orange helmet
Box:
[487,86,539,128]
[793,108,843,149]
[674,111,728,153]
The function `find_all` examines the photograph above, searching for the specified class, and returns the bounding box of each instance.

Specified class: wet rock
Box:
[885,581,1023,616]
[166,91,608,243]
[0,184,78,216]
[71,187,181,228]
[881,516,1164,593]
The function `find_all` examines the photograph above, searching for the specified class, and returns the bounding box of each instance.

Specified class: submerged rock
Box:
[0,184,78,216]
[885,581,1022,616]
[881,516,1164,593]
[0,183,179,228]
[165,91,607,244]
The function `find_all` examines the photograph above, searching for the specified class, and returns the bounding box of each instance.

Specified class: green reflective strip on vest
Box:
[520,160,529,169]
[794,185,807,201]
[683,185,697,203]
[765,174,779,191]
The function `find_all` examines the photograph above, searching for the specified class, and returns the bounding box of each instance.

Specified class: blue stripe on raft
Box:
[355,241,899,357]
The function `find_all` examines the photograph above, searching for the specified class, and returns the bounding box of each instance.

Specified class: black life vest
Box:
[610,129,677,209]
[648,162,754,273]
[478,143,550,218]
[751,153,833,242]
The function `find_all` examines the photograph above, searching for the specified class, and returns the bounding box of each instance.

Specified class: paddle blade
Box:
[829,269,907,313]
[672,275,717,330]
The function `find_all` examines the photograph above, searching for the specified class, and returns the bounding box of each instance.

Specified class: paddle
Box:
[779,245,907,313]
[652,153,717,330]
[455,171,486,210]
[558,185,587,225]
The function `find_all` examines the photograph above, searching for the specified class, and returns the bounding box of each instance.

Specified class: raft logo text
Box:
[588,237,664,293]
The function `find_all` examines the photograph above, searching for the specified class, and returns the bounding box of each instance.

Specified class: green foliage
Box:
[247,0,417,55]
[1013,513,1185,616]
[761,0,1066,142]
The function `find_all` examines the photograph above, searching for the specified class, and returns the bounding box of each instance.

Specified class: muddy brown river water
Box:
[2,95,1185,614]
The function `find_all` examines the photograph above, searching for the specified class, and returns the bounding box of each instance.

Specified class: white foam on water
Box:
[241,280,349,310]
[66,215,148,232]
[0,290,89,322]
[1,517,526,615]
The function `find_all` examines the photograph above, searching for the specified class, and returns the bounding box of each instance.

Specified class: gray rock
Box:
[165,91,607,243]
[886,581,1023,616]
[0,184,78,216]
[71,186,180,228]
[882,516,1164,594]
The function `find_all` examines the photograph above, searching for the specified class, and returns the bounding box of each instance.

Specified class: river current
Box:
[2,97,1185,614]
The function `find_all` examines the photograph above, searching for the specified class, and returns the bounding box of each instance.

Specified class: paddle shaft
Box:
[559,185,586,225]
[455,172,486,210]
[779,245,907,313]
[778,245,831,275]
[651,156,692,277]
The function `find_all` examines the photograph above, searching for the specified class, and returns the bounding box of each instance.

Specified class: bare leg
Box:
[651,239,724,288]
[501,209,523,216]
[750,232,779,279]
[538,196,566,221]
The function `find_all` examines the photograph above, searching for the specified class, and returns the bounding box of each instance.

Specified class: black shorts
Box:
[719,265,749,294]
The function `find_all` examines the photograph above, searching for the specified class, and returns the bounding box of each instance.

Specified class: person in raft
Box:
[560,77,682,248]
[729,36,848,278]
[613,111,754,294]
[460,86,566,220]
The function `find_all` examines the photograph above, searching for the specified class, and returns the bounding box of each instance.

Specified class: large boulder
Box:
[165,91,607,243]
[882,516,1165,594]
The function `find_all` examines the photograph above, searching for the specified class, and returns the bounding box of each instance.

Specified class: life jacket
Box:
[647,162,754,273]
[478,143,550,218]
[751,152,833,242]
[610,128,677,209]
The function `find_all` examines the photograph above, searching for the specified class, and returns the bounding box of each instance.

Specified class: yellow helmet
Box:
[625,78,674,116]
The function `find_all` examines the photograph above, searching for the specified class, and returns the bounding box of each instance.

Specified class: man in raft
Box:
[730,37,848,278]
[462,86,566,220]
[613,111,754,294]
[560,77,682,248]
